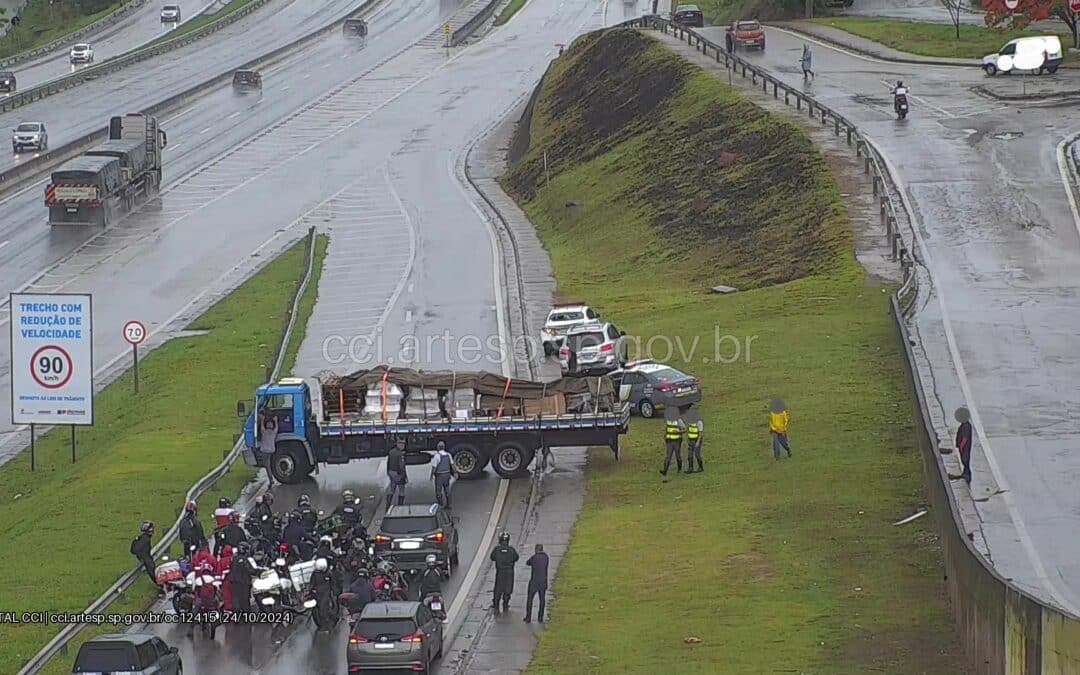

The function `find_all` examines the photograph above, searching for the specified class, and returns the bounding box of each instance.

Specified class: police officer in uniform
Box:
[660,407,686,476]
[230,541,256,613]
[489,532,519,613]
[430,441,457,508]
[179,501,205,554]
[683,407,704,473]
[216,511,248,556]
[333,489,362,528]
[131,521,161,592]
[296,494,318,533]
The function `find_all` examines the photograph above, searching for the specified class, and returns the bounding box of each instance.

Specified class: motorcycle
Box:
[189,572,223,639]
[894,89,909,119]
[422,591,447,622]
[155,555,193,615]
[309,569,340,631]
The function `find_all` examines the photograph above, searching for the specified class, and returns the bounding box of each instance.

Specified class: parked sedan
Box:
[70,43,94,64]
[608,359,701,418]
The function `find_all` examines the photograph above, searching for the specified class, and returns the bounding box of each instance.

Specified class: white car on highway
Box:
[161,4,182,22]
[541,303,600,356]
[12,122,48,153]
[70,43,95,65]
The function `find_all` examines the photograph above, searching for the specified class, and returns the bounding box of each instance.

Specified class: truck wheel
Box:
[492,441,534,479]
[450,443,487,480]
[271,443,312,484]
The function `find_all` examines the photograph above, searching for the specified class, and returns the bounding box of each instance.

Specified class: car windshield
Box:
[645,367,686,383]
[737,21,760,30]
[74,44,90,50]
[677,6,699,12]
[165,5,179,9]
[16,124,40,132]
[73,643,139,671]
[355,618,416,640]
[548,311,583,322]
[566,331,605,350]
[0,72,13,78]
[380,516,436,535]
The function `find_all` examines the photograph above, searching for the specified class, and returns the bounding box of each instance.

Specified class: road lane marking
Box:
[878,78,955,119]
[1057,133,1080,242]
[404,309,412,322]
[872,138,1080,616]
[199,127,211,134]
[227,111,241,119]
[0,240,8,250]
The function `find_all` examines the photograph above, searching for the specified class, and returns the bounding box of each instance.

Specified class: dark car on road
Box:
[343,17,368,37]
[348,601,444,673]
[608,359,701,418]
[232,69,262,92]
[0,71,16,93]
[673,4,704,27]
[373,503,460,575]
[71,633,181,674]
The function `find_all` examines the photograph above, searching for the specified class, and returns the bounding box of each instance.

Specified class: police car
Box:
[608,360,701,418]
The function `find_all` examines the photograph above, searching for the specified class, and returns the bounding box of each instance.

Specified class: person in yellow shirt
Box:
[769,398,791,460]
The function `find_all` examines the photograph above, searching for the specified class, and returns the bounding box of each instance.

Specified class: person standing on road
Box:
[660,408,686,476]
[683,407,704,473]
[258,414,278,486]
[769,398,792,460]
[955,406,973,484]
[179,501,205,555]
[386,440,408,510]
[216,545,235,610]
[801,44,814,80]
[430,441,458,508]
[130,521,163,595]
[230,542,255,614]
[524,544,549,623]
[490,532,519,613]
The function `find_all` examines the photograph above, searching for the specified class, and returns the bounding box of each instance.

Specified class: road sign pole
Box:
[71,425,76,463]
[123,320,147,392]
[29,424,35,471]
[133,344,139,393]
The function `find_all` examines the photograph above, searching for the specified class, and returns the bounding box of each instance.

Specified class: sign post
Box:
[443,22,451,48]
[123,320,147,393]
[10,293,94,469]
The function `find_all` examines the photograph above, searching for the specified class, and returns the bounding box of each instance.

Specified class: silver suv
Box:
[347,601,443,672]
[541,303,599,356]
[559,321,627,375]
[12,122,47,153]
[161,4,181,22]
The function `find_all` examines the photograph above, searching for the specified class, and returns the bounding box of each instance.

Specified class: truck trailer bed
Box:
[319,405,631,436]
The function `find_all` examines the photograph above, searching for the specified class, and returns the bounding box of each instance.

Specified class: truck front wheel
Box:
[271,442,312,484]
[492,441,535,479]
[450,443,488,480]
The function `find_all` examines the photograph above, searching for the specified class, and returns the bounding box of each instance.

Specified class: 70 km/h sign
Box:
[124,320,147,345]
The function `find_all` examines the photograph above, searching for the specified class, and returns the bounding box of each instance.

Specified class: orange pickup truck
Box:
[725,20,765,52]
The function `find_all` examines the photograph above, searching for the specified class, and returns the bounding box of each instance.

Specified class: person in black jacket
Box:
[215,511,247,556]
[385,441,408,510]
[333,489,362,528]
[489,532,519,613]
[296,494,318,533]
[131,521,162,594]
[524,544,549,623]
[955,407,974,484]
[179,501,205,554]
[230,542,255,614]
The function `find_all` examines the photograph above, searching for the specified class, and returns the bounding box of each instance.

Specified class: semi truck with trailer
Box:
[45,113,167,226]
[239,366,631,483]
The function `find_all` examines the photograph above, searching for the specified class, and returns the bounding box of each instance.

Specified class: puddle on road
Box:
[852,93,890,107]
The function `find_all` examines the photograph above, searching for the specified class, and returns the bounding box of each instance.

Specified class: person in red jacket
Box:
[216,545,234,610]
[191,540,218,571]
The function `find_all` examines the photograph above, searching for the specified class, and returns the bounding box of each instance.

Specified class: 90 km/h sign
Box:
[30,345,74,389]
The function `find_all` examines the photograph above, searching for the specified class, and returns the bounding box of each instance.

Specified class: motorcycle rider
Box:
[230,542,256,613]
[250,493,275,534]
[295,494,318,533]
[179,501,205,554]
[191,539,218,571]
[130,521,162,594]
[281,511,309,559]
[430,441,457,508]
[314,535,337,565]
[215,545,235,610]
[214,496,236,529]
[333,489,362,528]
[893,80,908,114]
[489,532,519,613]
[418,554,443,603]
[310,557,336,619]
[215,510,247,556]
[343,567,376,617]
[189,561,221,639]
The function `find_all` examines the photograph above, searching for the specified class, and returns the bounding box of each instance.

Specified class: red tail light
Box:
[349,634,368,644]
[559,347,569,357]
[426,531,445,543]
[600,343,613,352]
[401,631,424,643]
[373,534,391,544]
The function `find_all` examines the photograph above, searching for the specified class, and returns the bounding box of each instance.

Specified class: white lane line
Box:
[878,78,955,119]
[407,282,414,293]
[199,127,211,134]
[0,240,8,250]
[404,309,412,322]
[1058,133,1080,242]
[873,137,1080,617]
[445,478,508,626]
[281,86,290,91]
[227,111,241,119]
[302,73,311,79]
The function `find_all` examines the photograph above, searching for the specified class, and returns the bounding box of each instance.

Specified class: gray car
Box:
[347,601,444,672]
[609,360,702,418]
[71,633,181,674]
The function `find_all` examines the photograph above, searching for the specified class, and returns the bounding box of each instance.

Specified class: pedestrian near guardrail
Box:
[801,44,814,81]
[258,413,278,486]
[660,406,686,476]
[130,520,164,595]
[953,406,973,484]
[683,407,703,472]
[769,398,792,460]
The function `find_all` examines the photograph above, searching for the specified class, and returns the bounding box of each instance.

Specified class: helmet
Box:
[436,441,446,451]
[184,501,197,514]
[357,567,370,578]
[264,492,274,505]
[219,497,231,508]
[342,489,355,503]
[426,554,438,567]
[288,511,302,523]
[229,511,241,524]
[140,521,154,534]
[320,535,333,545]
[498,532,510,545]
[236,542,250,556]
[254,495,265,506]
[298,494,311,508]
[897,80,903,87]
[315,558,329,572]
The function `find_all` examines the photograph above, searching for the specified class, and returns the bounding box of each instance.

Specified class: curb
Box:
[971,84,1080,101]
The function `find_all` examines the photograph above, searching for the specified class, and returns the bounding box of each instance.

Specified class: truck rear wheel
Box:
[492,441,535,479]
[450,443,487,480]
[271,442,312,484]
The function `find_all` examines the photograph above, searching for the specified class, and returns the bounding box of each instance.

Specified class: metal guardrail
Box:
[450,0,502,46]
[0,0,278,115]
[0,0,152,69]
[0,0,379,193]
[16,226,318,675]
[626,16,920,314]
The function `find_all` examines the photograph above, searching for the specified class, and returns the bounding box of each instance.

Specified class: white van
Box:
[983,36,1062,75]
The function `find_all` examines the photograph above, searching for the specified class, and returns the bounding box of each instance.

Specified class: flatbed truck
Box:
[239,368,631,483]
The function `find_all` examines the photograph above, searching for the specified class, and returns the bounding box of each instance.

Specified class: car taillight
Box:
[656,384,675,392]
[559,347,569,357]
[401,631,424,643]
[373,534,391,544]
[426,531,445,543]
[600,343,613,352]
[349,634,368,644]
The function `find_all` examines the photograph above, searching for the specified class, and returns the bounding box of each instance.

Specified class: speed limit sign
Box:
[1070,0,1080,13]
[123,320,146,345]
[31,345,73,389]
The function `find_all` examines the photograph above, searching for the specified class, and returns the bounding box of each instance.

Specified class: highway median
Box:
[1,233,327,675]
[504,28,967,672]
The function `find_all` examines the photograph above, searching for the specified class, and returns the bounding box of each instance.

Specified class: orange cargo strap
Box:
[495,377,513,420]
[381,369,390,423]
[338,388,346,438]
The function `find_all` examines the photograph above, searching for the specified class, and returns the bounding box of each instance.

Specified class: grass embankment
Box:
[145,0,262,47]
[1,234,328,675]
[699,0,803,25]
[507,29,967,673]
[808,17,1070,59]
[0,0,121,60]
[495,0,528,26]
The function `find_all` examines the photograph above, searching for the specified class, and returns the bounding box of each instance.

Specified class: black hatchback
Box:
[373,503,460,575]
[0,71,15,93]
[71,633,181,674]
[232,69,262,92]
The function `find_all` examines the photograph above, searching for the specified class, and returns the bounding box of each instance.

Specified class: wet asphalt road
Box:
[0,0,370,173]
[2,0,217,94]
[699,24,1080,613]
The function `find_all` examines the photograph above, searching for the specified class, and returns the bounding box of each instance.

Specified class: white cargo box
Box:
[289,560,317,591]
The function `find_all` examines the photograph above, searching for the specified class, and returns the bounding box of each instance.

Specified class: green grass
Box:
[494,0,528,26]
[1,233,328,675]
[508,29,967,674]
[699,0,804,25]
[0,0,122,60]
[144,0,262,48]
[807,17,1071,59]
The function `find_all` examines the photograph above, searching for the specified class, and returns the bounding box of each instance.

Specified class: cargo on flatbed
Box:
[239,366,631,482]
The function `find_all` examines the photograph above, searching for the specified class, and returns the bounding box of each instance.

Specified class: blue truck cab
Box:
[240,377,317,481]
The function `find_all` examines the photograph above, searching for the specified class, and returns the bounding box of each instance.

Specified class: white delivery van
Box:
[983,35,1062,76]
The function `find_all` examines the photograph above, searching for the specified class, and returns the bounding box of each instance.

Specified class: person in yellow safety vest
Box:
[660,410,686,477]
[769,398,791,460]
[683,407,703,473]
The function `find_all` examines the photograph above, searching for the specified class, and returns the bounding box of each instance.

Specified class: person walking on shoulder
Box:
[954,406,973,484]
[524,544,549,623]
[769,398,791,460]
[801,44,814,80]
